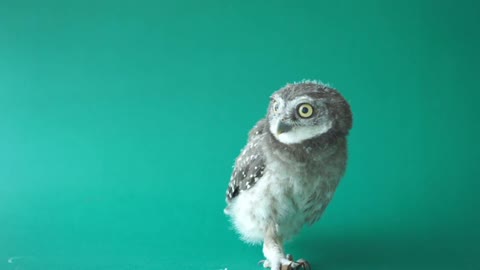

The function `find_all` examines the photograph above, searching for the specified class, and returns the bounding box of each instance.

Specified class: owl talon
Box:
[295,259,311,270]
[280,258,311,270]
[259,257,311,270]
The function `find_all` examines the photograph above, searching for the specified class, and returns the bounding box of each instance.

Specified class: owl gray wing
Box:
[226,119,267,203]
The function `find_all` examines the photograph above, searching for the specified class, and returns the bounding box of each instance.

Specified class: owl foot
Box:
[259,255,311,270]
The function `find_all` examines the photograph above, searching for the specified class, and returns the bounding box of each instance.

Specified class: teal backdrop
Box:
[1,1,479,269]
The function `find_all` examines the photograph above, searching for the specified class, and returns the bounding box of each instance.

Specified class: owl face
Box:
[267,82,351,145]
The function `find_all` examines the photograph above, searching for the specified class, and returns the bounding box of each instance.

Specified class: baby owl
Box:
[224,81,352,270]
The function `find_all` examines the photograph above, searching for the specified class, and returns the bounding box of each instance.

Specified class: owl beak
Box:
[277,121,292,135]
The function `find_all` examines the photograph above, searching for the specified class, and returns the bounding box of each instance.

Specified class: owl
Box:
[224,81,352,270]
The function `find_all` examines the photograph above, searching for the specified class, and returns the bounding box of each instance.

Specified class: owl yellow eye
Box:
[297,103,314,118]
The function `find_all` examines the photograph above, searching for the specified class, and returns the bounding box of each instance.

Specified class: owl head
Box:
[267,81,352,145]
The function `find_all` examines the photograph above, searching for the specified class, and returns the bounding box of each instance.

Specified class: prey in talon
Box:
[224,81,352,270]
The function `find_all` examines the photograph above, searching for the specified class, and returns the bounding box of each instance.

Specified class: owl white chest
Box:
[228,155,337,243]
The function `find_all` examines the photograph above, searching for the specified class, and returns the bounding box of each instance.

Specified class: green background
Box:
[1,1,479,269]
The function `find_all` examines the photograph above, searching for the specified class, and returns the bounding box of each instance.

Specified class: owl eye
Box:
[297,103,314,118]
[273,101,280,112]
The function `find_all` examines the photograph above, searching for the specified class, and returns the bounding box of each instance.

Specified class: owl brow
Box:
[290,96,314,105]
[303,92,327,99]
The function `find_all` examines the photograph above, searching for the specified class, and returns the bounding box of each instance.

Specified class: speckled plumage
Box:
[224,81,352,270]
